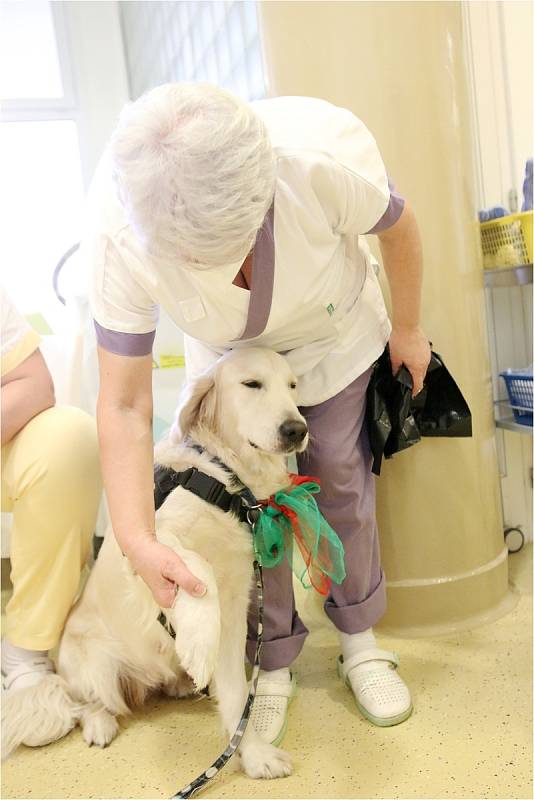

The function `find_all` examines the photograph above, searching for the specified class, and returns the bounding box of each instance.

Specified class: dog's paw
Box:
[174,628,218,691]
[80,707,119,748]
[239,743,293,780]
[162,669,197,698]
[172,587,220,691]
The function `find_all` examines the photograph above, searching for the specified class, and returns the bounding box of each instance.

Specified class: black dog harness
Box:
[153,444,264,799]
[154,464,261,524]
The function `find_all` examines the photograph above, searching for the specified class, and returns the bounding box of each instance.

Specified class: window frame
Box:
[0,2,77,121]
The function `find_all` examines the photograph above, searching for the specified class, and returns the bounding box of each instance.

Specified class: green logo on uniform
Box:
[326,303,335,316]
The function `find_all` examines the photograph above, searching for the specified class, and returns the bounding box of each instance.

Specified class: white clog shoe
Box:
[250,672,296,745]
[337,648,413,727]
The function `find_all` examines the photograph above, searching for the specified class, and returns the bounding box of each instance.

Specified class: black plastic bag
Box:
[366,346,472,475]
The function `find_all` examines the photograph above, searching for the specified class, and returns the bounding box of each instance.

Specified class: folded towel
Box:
[478,206,509,222]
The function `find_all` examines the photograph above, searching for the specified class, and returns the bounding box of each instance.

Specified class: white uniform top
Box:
[1,288,41,378]
[85,96,403,405]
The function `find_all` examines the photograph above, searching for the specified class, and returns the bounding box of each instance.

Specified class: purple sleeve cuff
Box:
[94,320,156,356]
[365,176,406,234]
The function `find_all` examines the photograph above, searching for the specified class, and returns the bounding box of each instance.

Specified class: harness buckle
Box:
[246,505,263,527]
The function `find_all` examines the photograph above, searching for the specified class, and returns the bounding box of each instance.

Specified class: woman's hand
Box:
[96,348,205,608]
[377,200,429,397]
[388,325,431,397]
[125,535,207,608]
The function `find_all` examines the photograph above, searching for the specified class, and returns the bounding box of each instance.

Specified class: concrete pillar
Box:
[260,0,512,634]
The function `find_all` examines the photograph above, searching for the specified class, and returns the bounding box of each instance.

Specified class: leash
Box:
[171,549,264,799]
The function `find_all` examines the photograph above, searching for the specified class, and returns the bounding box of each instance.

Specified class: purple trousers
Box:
[246,368,386,670]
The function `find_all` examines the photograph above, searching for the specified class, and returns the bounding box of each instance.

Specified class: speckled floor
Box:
[1,546,532,800]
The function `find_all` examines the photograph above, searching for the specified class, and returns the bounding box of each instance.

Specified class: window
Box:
[0,0,63,100]
[119,0,266,101]
[0,121,84,318]
[0,1,84,323]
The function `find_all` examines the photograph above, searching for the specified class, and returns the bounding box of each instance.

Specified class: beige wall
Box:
[260,1,511,633]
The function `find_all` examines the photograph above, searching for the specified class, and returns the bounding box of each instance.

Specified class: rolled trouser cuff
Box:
[324,570,387,634]
[247,618,309,670]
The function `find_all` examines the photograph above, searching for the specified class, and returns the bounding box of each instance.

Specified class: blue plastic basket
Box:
[499,368,533,426]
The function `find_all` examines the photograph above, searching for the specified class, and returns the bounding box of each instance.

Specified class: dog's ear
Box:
[170,369,217,443]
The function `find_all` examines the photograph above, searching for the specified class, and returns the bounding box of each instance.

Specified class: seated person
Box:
[1,288,102,691]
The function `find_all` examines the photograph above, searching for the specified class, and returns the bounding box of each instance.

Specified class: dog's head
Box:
[170,348,308,456]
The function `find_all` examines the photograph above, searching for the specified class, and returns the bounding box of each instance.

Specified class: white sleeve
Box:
[1,287,41,376]
[280,151,390,238]
[87,234,159,356]
[254,96,391,234]
[81,148,159,356]
[323,156,390,236]
[321,105,390,234]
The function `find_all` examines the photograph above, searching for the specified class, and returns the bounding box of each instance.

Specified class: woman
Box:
[84,83,430,743]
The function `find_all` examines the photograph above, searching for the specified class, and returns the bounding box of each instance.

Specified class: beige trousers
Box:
[1,406,102,650]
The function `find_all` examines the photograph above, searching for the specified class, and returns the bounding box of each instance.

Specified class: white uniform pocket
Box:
[179,296,206,323]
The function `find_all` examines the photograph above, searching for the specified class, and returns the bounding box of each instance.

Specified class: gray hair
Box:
[110,82,275,268]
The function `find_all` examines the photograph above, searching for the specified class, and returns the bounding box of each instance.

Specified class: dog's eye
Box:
[242,380,263,389]
[289,382,297,390]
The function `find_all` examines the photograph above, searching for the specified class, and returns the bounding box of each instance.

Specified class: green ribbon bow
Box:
[252,478,346,595]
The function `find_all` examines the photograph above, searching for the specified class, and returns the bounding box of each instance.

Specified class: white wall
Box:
[465,0,533,542]
[466,0,533,210]
[501,1,534,208]
[63,0,130,189]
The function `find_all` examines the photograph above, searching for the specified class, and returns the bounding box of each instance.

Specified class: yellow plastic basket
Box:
[479,211,533,269]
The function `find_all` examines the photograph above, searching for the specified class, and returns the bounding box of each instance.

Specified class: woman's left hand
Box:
[388,325,431,397]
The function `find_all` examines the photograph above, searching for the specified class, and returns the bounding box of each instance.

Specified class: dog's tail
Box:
[1,675,83,760]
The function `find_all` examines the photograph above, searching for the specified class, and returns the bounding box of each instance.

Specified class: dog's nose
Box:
[279,419,308,445]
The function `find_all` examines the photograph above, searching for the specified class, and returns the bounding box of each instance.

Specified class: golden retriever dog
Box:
[2,347,309,781]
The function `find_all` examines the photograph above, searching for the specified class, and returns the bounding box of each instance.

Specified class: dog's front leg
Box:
[170,549,221,691]
[214,610,293,780]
